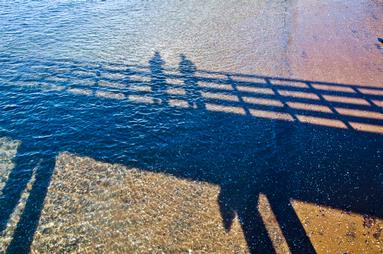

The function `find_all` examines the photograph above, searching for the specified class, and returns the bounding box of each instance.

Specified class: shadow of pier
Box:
[0,53,382,253]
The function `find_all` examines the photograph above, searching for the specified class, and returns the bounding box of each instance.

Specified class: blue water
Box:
[0,1,382,253]
[0,0,293,73]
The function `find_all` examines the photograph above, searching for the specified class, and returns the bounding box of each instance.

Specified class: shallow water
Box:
[0,0,296,74]
[0,0,382,253]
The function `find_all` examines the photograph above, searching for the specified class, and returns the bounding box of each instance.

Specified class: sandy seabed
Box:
[31,153,249,254]
[1,150,382,253]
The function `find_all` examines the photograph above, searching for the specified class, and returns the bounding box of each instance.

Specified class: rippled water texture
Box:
[1,0,287,72]
[0,0,382,253]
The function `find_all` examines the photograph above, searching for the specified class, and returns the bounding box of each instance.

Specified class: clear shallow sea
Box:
[0,0,382,253]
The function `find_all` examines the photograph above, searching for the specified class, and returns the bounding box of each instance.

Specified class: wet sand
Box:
[288,0,383,86]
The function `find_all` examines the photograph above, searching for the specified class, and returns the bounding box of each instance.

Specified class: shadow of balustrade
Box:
[2,57,383,135]
[0,54,382,253]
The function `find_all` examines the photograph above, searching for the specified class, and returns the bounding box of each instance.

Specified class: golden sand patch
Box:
[292,200,383,253]
[31,153,249,254]
[2,151,381,253]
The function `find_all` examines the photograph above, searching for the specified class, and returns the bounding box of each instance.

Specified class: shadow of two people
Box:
[0,52,382,254]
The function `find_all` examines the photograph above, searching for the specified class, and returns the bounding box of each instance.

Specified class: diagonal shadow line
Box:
[6,156,56,254]
[0,143,36,234]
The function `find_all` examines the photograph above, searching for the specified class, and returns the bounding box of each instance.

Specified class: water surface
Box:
[0,0,382,253]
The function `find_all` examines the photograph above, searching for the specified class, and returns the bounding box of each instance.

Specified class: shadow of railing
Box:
[0,53,382,253]
[4,54,383,134]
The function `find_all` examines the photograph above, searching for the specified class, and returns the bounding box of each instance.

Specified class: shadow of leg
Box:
[219,186,276,254]
[6,155,56,254]
[267,195,316,254]
[238,195,276,254]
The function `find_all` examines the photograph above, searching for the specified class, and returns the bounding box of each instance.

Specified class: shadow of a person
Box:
[149,52,166,105]
[2,55,381,254]
[217,166,277,253]
[218,162,317,254]
[178,54,203,109]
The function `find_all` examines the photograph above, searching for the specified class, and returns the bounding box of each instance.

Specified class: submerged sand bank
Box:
[1,153,381,253]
